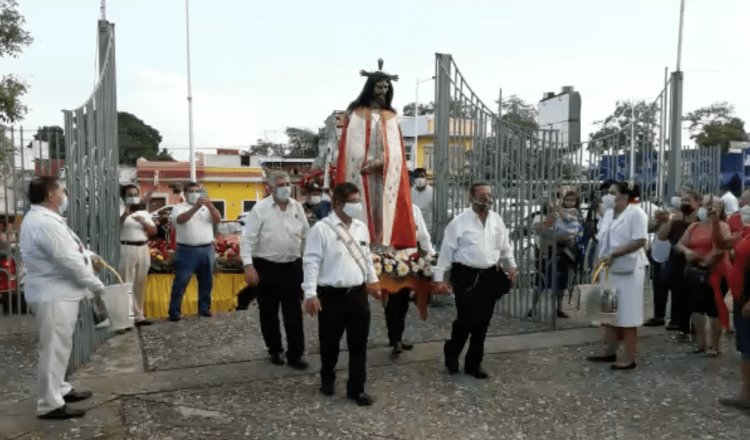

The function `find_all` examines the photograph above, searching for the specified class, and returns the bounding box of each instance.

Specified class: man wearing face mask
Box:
[411,168,433,233]
[168,182,222,321]
[727,190,750,234]
[240,171,310,369]
[119,185,156,327]
[433,183,517,379]
[302,182,381,406]
[303,182,332,222]
[20,177,105,419]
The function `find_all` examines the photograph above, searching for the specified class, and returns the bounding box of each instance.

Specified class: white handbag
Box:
[575,262,618,326]
[98,260,135,331]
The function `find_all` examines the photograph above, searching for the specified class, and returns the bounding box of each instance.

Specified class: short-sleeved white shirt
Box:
[170,203,215,246]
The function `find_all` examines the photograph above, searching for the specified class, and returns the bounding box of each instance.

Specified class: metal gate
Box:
[433,54,721,328]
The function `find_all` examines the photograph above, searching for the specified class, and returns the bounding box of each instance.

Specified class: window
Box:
[212,200,226,219]
[405,141,415,164]
[148,197,166,213]
[242,200,256,212]
[422,144,434,172]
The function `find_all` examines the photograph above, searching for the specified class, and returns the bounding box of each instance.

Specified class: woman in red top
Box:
[675,196,731,356]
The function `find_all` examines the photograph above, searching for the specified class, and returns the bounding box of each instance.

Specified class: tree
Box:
[497,95,538,129]
[0,0,33,124]
[33,126,65,159]
[402,102,435,116]
[118,111,172,165]
[285,127,320,158]
[401,100,473,118]
[249,139,286,157]
[685,102,749,151]
[589,100,659,150]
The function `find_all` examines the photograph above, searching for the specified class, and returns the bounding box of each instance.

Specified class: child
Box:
[556,191,583,264]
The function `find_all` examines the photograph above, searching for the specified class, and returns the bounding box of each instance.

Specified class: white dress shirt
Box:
[722,191,739,215]
[302,213,378,299]
[434,208,517,283]
[240,196,309,265]
[411,185,433,231]
[120,210,155,242]
[412,204,435,255]
[20,205,106,302]
[170,202,215,246]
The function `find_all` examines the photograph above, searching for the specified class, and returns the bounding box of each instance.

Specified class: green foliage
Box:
[118,111,173,165]
[684,102,749,151]
[589,100,659,151]
[0,0,33,124]
[497,95,538,129]
[33,126,65,159]
[285,127,320,158]
[249,139,287,157]
[402,102,434,116]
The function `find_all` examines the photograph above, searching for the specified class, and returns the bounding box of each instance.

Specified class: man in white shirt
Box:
[411,168,433,233]
[722,184,740,216]
[20,177,104,419]
[168,182,221,321]
[434,182,517,379]
[302,182,381,406]
[384,204,435,356]
[119,184,156,326]
[241,171,309,369]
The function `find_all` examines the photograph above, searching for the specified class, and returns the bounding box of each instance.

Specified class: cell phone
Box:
[130,203,146,213]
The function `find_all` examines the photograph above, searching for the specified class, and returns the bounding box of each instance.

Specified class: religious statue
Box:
[335,59,417,250]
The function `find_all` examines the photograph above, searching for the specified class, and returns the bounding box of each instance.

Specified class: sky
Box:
[4,0,750,160]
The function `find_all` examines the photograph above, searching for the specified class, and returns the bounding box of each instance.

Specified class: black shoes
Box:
[37,405,86,420]
[443,342,459,375]
[63,389,92,403]
[465,369,490,379]
[320,382,335,397]
[347,392,375,406]
[556,310,569,319]
[287,358,309,370]
[270,353,285,366]
[135,319,153,327]
[644,318,665,327]
[586,354,617,363]
[199,311,212,318]
[666,321,681,331]
[611,362,637,370]
[168,316,181,322]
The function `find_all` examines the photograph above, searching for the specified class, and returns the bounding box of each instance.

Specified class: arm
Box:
[174,204,200,225]
[433,222,458,282]
[135,212,157,237]
[656,218,675,241]
[39,226,105,294]
[712,218,737,250]
[202,198,221,224]
[301,226,324,300]
[413,206,435,255]
[498,220,517,270]
[611,239,647,258]
[239,209,262,267]
[120,204,130,225]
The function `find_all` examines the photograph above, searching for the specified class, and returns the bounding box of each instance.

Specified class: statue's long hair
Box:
[347,76,396,113]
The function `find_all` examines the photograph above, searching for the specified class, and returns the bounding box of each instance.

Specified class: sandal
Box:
[706,348,720,357]
[691,347,706,354]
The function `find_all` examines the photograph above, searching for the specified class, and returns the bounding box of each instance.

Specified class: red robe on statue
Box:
[335,107,416,250]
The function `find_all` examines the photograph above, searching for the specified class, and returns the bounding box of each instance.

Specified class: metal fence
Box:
[0,20,119,374]
[432,53,721,328]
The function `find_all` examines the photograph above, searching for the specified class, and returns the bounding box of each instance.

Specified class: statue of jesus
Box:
[335,59,416,250]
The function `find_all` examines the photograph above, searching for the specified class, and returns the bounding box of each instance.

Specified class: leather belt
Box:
[121,241,148,246]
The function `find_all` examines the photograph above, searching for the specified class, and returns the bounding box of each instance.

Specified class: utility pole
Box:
[667,0,685,197]
[185,0,196,181]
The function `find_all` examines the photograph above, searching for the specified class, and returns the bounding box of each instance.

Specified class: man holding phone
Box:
[168,182,222,321]
[120,185,156,326]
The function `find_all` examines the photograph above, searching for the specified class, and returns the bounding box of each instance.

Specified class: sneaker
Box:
[644,318,665,327]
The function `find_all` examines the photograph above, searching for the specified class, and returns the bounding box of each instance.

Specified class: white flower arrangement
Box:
[371,250,438,279]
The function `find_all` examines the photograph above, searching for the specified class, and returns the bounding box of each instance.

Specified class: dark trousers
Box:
[317,286,370,396]
[668,263,691,333]
[385,288,411,345]
[652,262,670,319]
[255,258,305,360]
[169,244,214,319]
[445,264,506,372]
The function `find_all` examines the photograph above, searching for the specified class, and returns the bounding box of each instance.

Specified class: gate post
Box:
[433,53,452,245]
[667,71,683,197]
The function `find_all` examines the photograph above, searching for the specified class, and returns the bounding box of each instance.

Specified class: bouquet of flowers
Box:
[371,250,435,280]
[148,240,175,273]
[215,239,243,272]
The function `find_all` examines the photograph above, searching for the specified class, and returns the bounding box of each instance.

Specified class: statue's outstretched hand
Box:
[360,159,384,175]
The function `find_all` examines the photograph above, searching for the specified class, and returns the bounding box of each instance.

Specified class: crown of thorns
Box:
[359,58,399,81]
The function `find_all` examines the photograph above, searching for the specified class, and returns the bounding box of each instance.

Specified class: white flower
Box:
[384,264,394,274]
[397,262,410,277]
[372,255,382,263]
[423,266,434,277]
[395,250,409,261]
[410,263,419,273]
[374,263,382,275]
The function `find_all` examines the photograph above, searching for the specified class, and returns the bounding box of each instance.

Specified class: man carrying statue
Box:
[335,59,417,250]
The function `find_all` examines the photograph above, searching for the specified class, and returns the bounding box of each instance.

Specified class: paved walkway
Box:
[2,301,749,439]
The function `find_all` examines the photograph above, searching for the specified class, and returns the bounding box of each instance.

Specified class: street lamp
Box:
[414,76,435,170]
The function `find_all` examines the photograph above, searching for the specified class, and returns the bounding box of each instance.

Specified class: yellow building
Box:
[399,115,474,176]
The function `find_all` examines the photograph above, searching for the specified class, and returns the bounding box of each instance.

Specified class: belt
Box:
[453,262,494,273]
[318,285,365,295]
[177,243,213,248]
[121,241,148,246]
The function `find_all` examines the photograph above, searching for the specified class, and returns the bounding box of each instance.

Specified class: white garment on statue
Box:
[433,208,517,283]
[722,191,739,215]
[20,205,105,302]
[120,244,150,321]
[170,203,215,246]
[120,210,155,242]
[411,185,433,231]
[302,212,378,299]
[240,196,309,265]
[412,204,435,255]
[597,204,649,327]
[31,300,80,415]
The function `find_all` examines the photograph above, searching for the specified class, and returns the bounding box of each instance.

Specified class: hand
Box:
[433,281,451,294]
[365,282,381,300]
[601,255,613,266]
[684,249,699,264]
[655,210,671,224]
[360,159,384,175]
[304,297,322,316]
[244,265,259,286]
[197,197,211,208]
[742,300,750,319]
[506,267,517,284]
[144,189,154,200]
[91,255,104,272]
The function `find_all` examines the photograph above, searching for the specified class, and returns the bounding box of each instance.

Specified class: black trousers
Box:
[652,262,670,319]
[385,288,411,345]
[445,264,507,372]
[254,258,305,360]
[317,286,370,396]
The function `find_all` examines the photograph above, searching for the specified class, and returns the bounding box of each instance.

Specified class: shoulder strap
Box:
[322,218,368,280]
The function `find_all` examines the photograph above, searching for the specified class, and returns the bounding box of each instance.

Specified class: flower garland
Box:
[372,250,435,280]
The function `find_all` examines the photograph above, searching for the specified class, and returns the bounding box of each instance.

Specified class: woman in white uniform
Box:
[587,181,649,370]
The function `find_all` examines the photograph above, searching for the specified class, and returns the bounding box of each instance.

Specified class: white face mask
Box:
[342,202,363,219]
[671,196,682,209]
[601,194,616,211]
[125,196,140,205]
[187,192,200,205]
[697,207,708,221]
[415,177,427,188]
[59,194,69,215]
[275,186,291,202]
[309,195,322,205]
[741,206,750,225]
